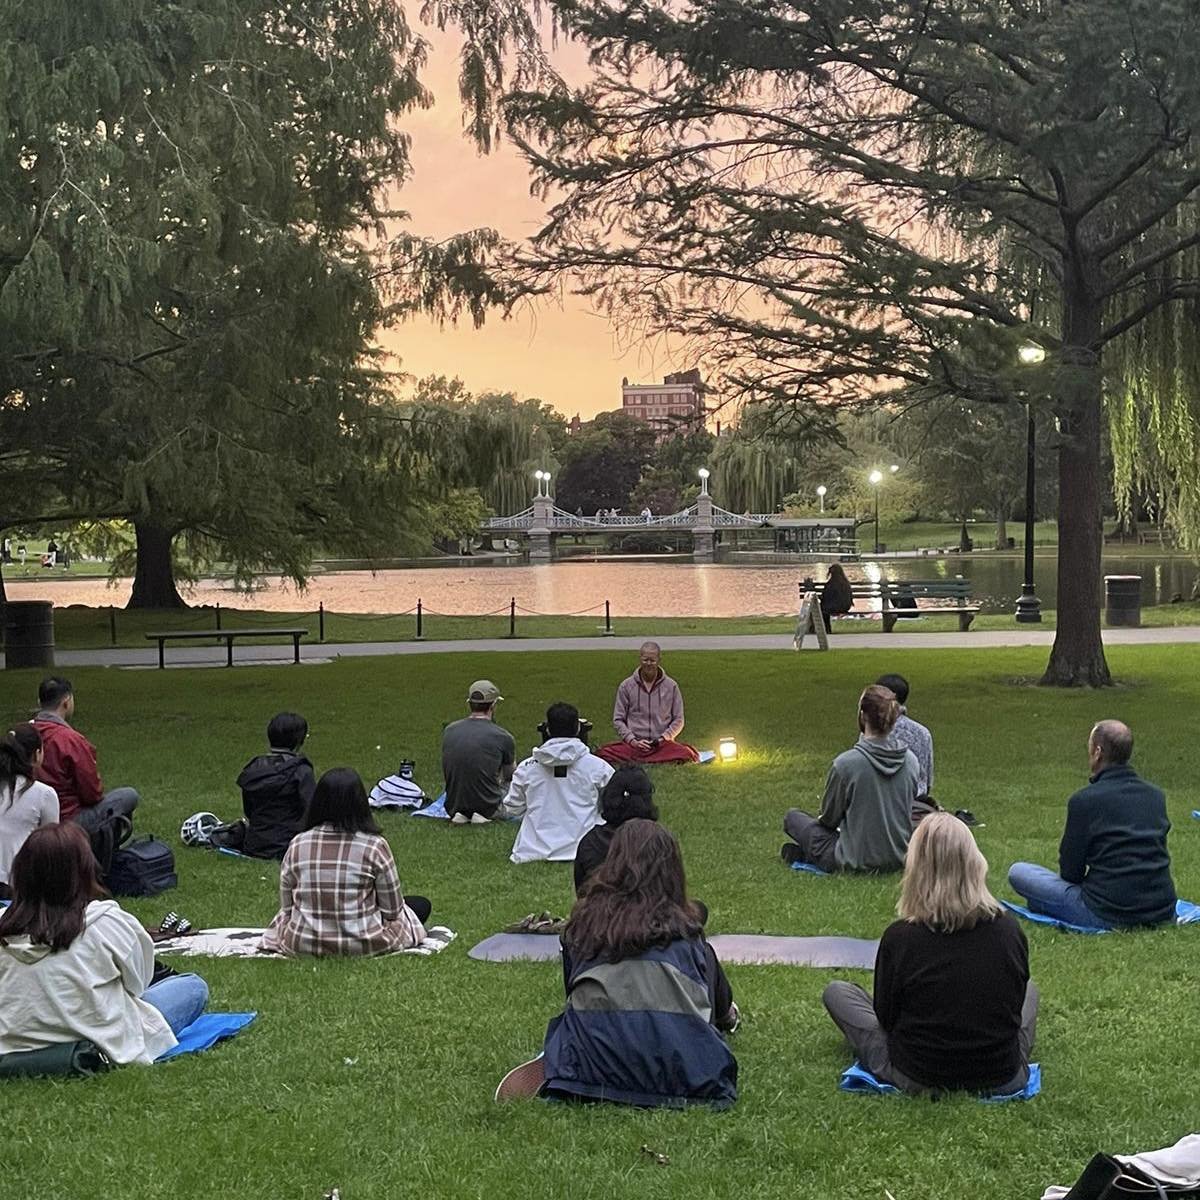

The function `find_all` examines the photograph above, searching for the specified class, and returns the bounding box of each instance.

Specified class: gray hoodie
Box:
[819,736,918,871]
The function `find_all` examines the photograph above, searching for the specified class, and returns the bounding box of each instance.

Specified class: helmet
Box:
[181,812,222,847]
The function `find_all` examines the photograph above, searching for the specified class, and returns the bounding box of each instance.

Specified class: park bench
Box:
[800,577,980,633]
[145,628,308,669]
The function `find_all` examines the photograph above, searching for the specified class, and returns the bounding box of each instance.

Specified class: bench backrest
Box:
[802,577,972,601]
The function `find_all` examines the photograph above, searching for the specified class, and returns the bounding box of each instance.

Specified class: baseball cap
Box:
[468,680,503,703]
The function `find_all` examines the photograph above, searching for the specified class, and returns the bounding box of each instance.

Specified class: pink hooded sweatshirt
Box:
[613,669,685,744]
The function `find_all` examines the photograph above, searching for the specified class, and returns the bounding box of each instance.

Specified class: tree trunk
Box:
[1041,295,1110,687]
[127,521,187,609]
[994,502,1008,551]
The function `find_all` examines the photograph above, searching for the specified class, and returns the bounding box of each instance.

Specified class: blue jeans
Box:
[143,974,209,1034]
[1007,863,1109,929]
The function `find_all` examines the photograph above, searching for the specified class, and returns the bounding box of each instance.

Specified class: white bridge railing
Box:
[482,504,772,531]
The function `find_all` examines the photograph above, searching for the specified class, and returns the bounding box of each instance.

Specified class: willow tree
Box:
[0,0,539,607]
[507,0,1200,685]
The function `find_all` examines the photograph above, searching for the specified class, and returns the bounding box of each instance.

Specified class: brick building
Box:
[620,369,707,440]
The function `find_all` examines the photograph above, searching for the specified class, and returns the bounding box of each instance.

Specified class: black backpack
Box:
[107,835,178,897]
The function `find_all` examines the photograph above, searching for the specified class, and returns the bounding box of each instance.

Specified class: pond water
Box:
[6,553,1197,616]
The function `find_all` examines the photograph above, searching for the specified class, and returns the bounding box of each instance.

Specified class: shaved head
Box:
[1090,720,1133,766]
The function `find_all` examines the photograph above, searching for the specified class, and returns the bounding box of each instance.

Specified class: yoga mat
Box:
[698,750,716,764]
[468,932,879,969]
[413,793,449,820]
[1192,810,1200,820]
[216,846,255,860]
[157,1012,257,1061]
[1002,898,1200,934]
[790,862,830,876]
[839,1060,1041,1102]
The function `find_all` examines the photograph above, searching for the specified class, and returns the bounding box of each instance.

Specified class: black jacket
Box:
[1059,764,1176,927]
[235,751,316,859]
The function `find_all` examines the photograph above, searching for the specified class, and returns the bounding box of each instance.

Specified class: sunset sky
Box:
[378,27,688,420]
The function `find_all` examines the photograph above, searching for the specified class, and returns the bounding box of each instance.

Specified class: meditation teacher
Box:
[596,643,699,766]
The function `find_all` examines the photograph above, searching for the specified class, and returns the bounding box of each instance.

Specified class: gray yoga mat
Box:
[468,932,878,969]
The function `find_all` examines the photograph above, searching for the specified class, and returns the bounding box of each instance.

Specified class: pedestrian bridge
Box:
[482,502,772,534]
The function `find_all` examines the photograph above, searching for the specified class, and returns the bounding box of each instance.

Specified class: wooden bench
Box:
[145,628,308,669]
[801,578,980,633]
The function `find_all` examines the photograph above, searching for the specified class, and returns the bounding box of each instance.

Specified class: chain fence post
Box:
[416,599,423,641]
[109,604,117,646]
[318,601,325,643]
[508,597,516,638]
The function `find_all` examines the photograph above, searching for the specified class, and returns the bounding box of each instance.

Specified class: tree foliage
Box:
[506,0,1200,685]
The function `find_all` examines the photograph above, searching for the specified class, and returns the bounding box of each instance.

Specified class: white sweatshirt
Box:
[0,900,175,1064]
[0,777,59,885]
[503,738,614,863]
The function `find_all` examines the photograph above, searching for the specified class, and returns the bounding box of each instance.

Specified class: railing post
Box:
[215,602,221,630]
[509,596,516,638]
[415,599,423,641]
[109,604,117,646]
[603,599,614,636]
[318,601,325,643]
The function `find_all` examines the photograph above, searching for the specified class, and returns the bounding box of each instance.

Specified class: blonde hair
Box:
[898,812,1002,932]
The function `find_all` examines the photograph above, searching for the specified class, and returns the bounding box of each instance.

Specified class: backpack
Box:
[107,835,178,897]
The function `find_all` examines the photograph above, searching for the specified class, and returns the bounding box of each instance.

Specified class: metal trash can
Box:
[1104,575,1143,628]
[3,599,56,669]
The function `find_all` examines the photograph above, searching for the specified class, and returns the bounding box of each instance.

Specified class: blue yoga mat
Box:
[839,1060,1041,1102]
[790,861,829,876]
[216,846,255,860]
[413,793,449,820]
[156,1012,257,1061]
[1192,810,1200,820]
[1002,898,1200,934]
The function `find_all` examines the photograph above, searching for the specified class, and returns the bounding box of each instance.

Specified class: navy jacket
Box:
[542,937,737,1109]
[1059,764,1176,927]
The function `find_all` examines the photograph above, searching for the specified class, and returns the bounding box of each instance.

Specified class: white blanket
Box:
[155,926,456,959]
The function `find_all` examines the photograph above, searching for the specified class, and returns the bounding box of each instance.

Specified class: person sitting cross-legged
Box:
[0,723,59,902]
[823,812,1038,1096]
[1007,720,1176,930]
[211,711,316,860]
[503,702,614,865]
[573,766,658,893]
[782,685,918,873]
[442,681,517,824]
[0,823,209,1065]
[262,768,430,957]
[495,820,738,1108]
[595,643,699,766]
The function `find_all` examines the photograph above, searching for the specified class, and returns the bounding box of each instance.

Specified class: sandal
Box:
[504,911,568,935]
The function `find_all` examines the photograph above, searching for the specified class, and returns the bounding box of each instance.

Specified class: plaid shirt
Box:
[262,827,425,957]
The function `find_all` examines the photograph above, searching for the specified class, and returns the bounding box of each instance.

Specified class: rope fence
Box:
[96,596,620,646]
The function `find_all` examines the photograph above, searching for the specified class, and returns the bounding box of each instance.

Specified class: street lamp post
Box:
[1015,343,1044,623]
[698,467,711,496]
[816,484,827,513]
[869,469,883,554]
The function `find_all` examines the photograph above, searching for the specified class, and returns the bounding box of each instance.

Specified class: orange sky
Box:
[378,27,688,420]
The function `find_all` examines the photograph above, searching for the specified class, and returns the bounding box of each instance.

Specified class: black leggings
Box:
[405,895,432,924]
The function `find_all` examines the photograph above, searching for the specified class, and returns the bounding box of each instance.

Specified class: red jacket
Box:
[34,715,103,821]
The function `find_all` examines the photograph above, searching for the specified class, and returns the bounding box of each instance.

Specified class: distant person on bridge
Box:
[596,644,699,767]
[641,506,652,523]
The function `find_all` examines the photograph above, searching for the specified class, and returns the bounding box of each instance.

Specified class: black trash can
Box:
[1104,575,1143,628]
[3,600,56,669]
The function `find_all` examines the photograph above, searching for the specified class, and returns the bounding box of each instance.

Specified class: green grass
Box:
[1,647,1198,1198]
[36,600,1200,650]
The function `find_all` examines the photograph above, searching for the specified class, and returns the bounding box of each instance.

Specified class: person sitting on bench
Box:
[495,820,737,1106]
[820,563,854,632]
[1007,720,1176,929]
[596,643,699,766]
[782,685,918,873]
[823,812,1038,1096]
[33,677,138,874]
[262,768,430,956]
[503,702,613,864]
[211,712,316,860]
[0,823,209,1065]
[0,724,59,902]
[573,766,658,892]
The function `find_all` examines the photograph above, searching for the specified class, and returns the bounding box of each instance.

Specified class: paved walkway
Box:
[6,625,1200,670]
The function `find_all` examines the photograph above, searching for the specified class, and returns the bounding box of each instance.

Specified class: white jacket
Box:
[503,738,614,863]
[0,900,176,1064]
[0,777,59,885]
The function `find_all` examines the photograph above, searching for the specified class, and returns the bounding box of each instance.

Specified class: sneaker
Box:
[495,1054,546,1102]
[470,812,491,825]
[719,1002,741,1035]
[780,842,803,865]
[450,812,470,826]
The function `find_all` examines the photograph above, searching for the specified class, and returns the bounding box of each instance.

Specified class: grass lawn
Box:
[1,646,1198,1200]
[39,600,1200,650]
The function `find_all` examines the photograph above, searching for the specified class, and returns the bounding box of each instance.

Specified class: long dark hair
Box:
[0,723,41,809]
[302,767,381,835]
[0,823,106,951]
[599,766,658,826]
[566,820,701,963]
